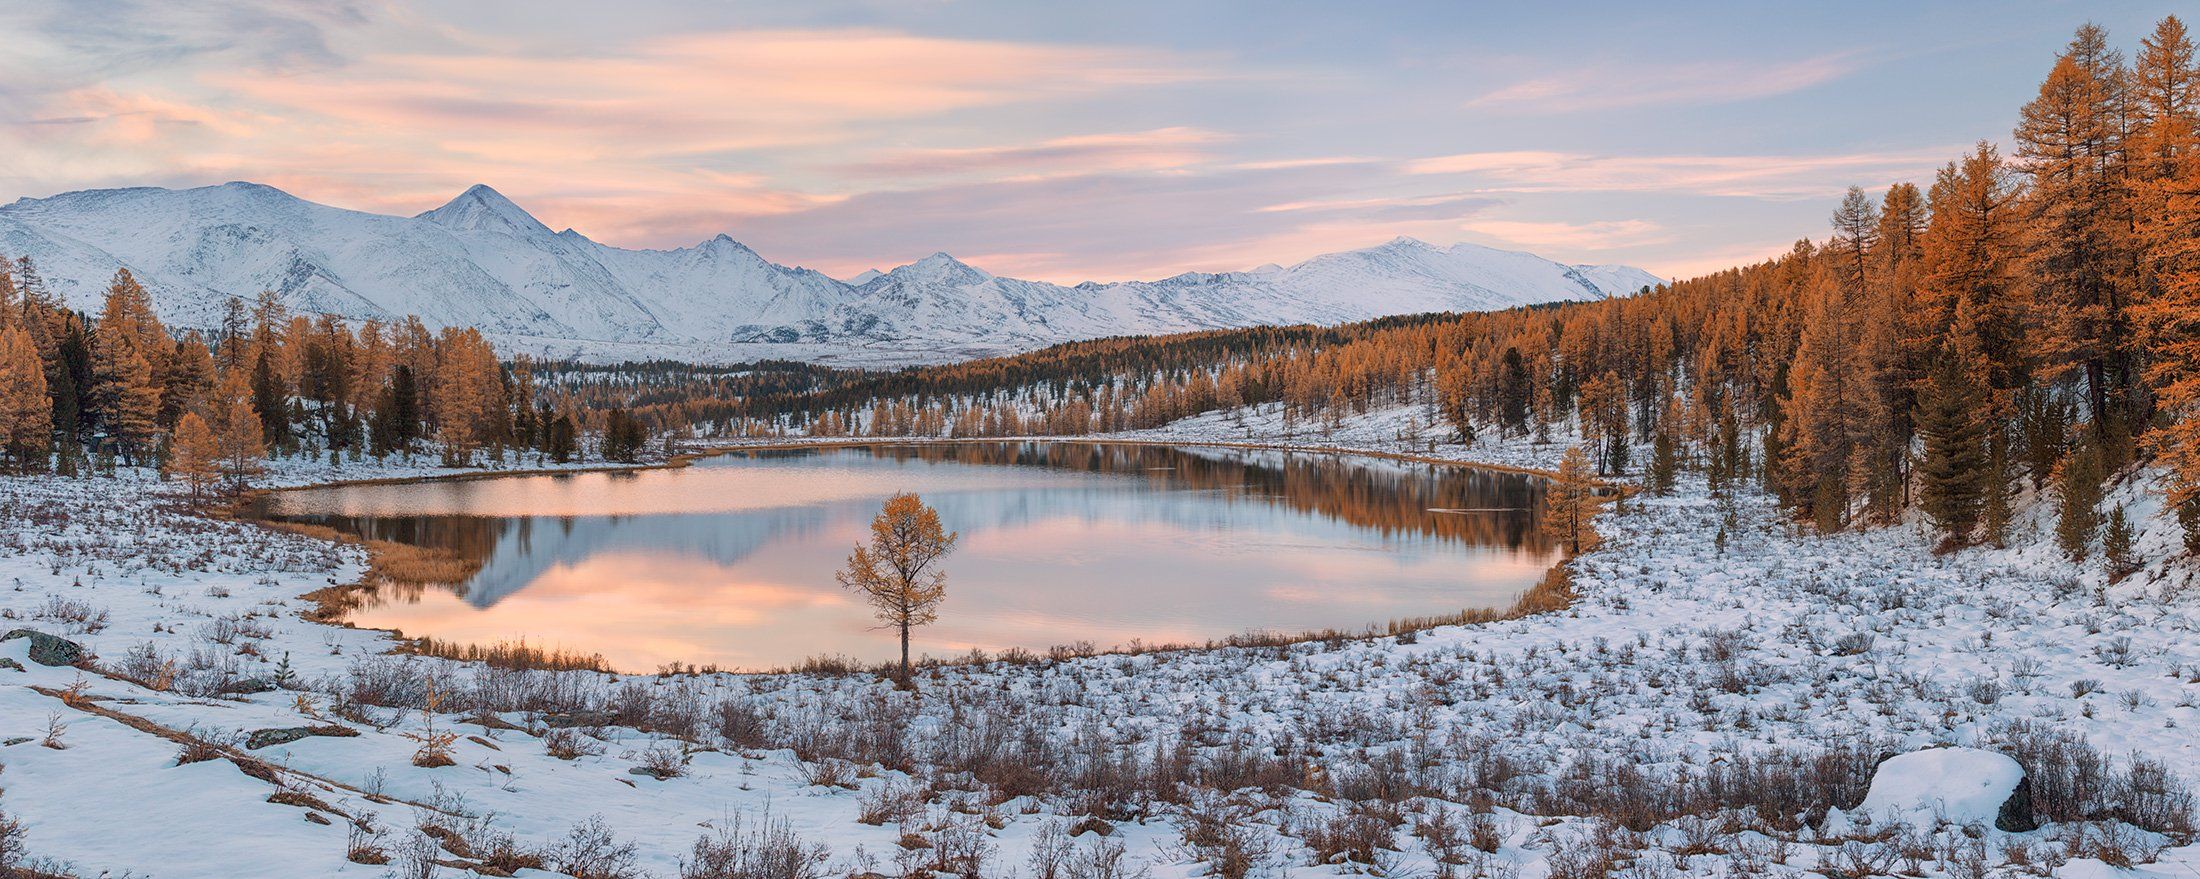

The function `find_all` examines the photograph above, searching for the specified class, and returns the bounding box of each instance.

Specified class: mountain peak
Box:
[891,252,991,284]
[417,184,552,236]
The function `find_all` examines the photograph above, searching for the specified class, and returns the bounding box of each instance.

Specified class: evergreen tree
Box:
[1914,343,1991,547]
[91,311,160,462]
[251,344,289,451]
[2054,436,2106,561]
[2102,504,2138,579]
[1498,347,1531,436]
[546,412,578,464]
[1648,420,1679,496]
[2015,28,2135,431]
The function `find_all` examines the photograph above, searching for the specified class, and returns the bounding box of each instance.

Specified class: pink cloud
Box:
[1404,147,1955,200]
[1467,52,1865,113]
[835,127,1231,180]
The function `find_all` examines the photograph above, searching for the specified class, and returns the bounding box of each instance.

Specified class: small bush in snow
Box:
[678,810,830,879]
[551,815,643,879]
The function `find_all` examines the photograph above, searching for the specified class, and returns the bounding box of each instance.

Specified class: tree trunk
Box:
[899,621,911,686]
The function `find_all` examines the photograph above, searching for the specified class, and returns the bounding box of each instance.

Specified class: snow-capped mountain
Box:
[0,182,1661,365]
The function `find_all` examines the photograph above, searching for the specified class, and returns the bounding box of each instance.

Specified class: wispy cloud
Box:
[1404,147,1953,200]
[215,29,1207,155]
[835,127,1231,180]
[1466,52,1865,113]
[1458,219,1670,251]
[1257,192,1505,222]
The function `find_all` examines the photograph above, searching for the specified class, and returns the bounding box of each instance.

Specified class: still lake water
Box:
[257,443,1557,671]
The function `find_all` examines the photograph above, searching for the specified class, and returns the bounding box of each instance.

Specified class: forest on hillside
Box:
[629,17,2200,563]
[0,266,656,491]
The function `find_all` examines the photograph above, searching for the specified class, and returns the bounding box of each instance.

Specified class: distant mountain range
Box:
[0,182,1663,366]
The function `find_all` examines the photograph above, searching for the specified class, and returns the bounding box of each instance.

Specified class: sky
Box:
[0,1,2179,283]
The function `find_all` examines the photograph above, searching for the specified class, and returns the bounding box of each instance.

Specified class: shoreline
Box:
[231,433,1590,677]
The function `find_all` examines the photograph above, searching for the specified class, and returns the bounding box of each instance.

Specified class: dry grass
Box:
[241,514,483,622]
[407,637,612,674]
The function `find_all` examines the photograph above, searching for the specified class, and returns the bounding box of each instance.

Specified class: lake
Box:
[254,442,1558,672]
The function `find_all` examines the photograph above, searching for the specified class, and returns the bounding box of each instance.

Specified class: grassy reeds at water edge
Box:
[404,637,613,674]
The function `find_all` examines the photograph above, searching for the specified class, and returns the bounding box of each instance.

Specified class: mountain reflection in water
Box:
[255,443,1557,671]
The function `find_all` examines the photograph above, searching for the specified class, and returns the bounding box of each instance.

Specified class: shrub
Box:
[551,815,642,879]
[679,810,831,879]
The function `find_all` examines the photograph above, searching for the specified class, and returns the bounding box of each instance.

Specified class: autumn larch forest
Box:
[4,10,2200,879]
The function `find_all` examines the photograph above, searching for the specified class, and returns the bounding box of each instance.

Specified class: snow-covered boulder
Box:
[1859,748,2028,831]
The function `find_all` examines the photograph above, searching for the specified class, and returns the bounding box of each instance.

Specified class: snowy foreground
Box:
[2,411,2199,878]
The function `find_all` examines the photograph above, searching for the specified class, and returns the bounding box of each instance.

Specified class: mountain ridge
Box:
[0,182,1664,365]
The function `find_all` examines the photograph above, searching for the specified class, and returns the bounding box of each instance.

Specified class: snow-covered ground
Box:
[1,406,2197,878]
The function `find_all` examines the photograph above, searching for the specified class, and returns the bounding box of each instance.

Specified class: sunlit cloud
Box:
[1404,147,1954,200]
[1467,52,1865,113]
[1457,218,1671,251]
[835,127,1232,180]
[0,1,2036,284]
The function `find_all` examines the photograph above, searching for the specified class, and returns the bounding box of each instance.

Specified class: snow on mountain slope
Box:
[0,182,1662,364]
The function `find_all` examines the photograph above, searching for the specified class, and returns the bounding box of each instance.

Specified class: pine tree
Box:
[213,369,266,490]
[160,333,214,429]
[2015,29,2135,431]
[91,311,160,463]
[1541,445,1602,555]
[50,321,90,447]
[2132,16,2200,185]
[1498,347,1531,436]
[2054,437,2105,561]
[164,412,219,504]
[1914,330,1992,547]
[1856,182,1927,522]
[250,343,290,451]
[2132,27,2200,506]
[0,326,51,473]
[2102,504,2138,579]
[546,412,578,463]
[1920,142,2027,394]
[1781,264,1862,531]
[1648,420,1679,496]
[432,328,503,466]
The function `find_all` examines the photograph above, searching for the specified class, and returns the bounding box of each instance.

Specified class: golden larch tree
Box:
[1541,446,1602,556]
[0,326,51,472]
[165,412,220,504]
[213,368,266,489]
[837,492,958,686]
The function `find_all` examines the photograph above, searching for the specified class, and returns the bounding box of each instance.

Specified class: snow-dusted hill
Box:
[0,182,1661,364]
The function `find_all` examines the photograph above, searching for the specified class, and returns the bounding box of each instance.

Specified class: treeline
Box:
[672,17,2200,561]
[0,263,653,495]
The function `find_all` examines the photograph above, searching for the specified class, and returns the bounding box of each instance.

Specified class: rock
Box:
[1995,776,2038,833]
[2,629,85,666]
[1858,747,2026,830]
[1069,816,1115,837]
[245,725,361,750]
[221,677,277,695]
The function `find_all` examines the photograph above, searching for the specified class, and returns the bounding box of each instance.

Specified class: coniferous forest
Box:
[646,19,2200,559]
[8,12,2200,879]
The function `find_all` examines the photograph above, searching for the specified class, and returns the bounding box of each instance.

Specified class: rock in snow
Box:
[1857,747,2028,831]
[0,183,1663,365]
